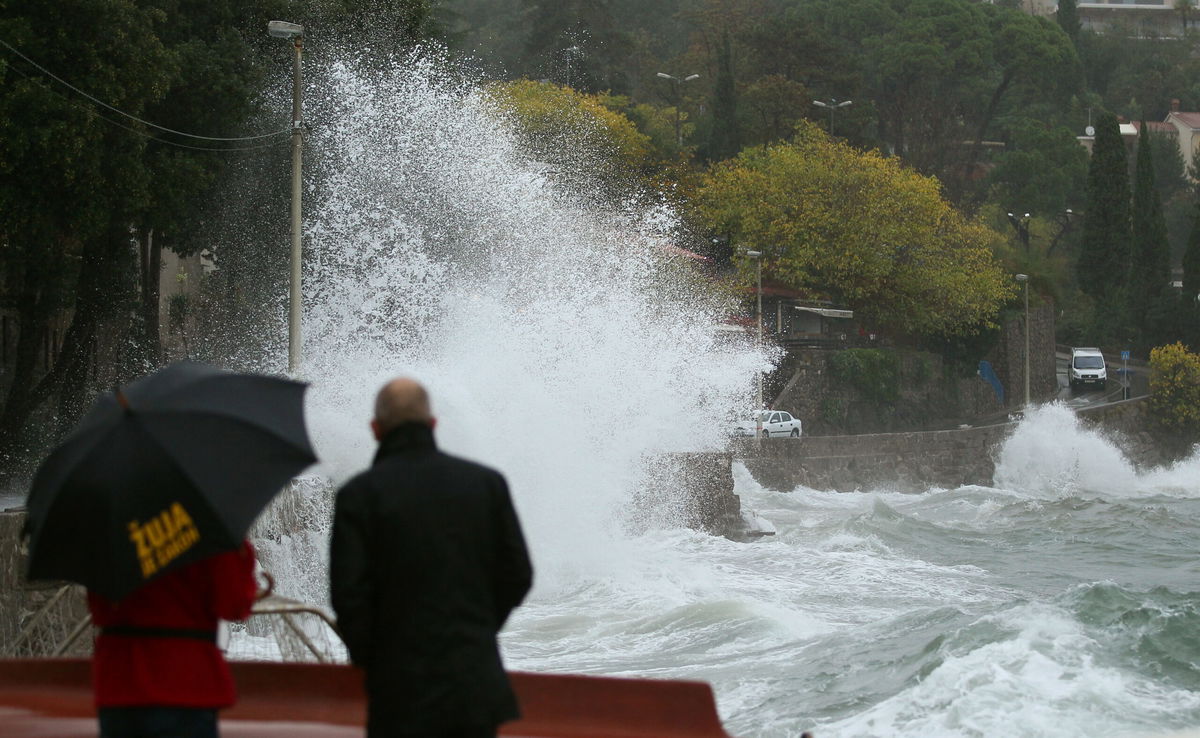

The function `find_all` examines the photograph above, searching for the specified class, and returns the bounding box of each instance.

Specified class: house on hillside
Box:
[1000,0,1194,37]
[1076,101,1200,181]
[1164,103,1200,178]
[1078,0,1194,38]
[734,280,857,347]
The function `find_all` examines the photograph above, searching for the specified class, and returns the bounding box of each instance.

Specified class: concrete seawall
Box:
[733,423,1016,493]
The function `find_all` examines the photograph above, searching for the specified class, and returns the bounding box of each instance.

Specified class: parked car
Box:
[732,410,803,438]
[1069,347,1107,391]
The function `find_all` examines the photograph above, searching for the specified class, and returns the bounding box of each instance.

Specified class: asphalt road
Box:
[1054,349,1147,409]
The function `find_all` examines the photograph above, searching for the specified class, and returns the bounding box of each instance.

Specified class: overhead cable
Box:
[0,37,290,141]
[3,55,288,152]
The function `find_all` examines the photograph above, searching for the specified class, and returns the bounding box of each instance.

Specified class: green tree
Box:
[962,6,1077,195]
[0,0,295,472]
[696,122,1013,337]
[742,74,809,146]
[1077,113,1131,308]
[707,31,741,161]
[0,0,174,466]
[1184,201,1200,302]
[1181,201,1200,346]
[987,121,1088,218]
[518,0,633,93]
[1149,342,1200,437]
[1130,122,1173,349]
[1057,0,1080,46]
[486,79,652,190]
[316,0,438,47]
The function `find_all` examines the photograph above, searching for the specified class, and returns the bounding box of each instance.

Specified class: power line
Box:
[4,56,288,152]
[0,36,290,142]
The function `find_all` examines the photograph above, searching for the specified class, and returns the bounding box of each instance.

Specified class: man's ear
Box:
[429,417,437,430]
[370,419,382,441]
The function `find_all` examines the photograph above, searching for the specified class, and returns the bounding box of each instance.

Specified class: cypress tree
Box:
[1077,113,1132,305]
[1129,122,1172,347]
[708,31,741,161]
[1182,201,1200,347]
[1057,0,1081,45]
[1184,201,1200,302]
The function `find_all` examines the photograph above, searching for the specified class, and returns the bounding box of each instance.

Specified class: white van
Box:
[1069,347,1107,391]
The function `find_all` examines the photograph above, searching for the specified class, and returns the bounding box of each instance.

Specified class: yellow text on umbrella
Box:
[127,503,201,578]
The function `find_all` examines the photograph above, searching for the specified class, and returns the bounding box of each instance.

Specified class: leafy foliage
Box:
[986,120,1088,217]
[1149,342,1200,434]
[829,349,900,404]
[1056,0,1080,45]
[1184,201,1200,302]
[696,122,1014,337]
[487,79,652,180]
[1077,113,1131,305]
[1129,123,1173,349]
[706,31,740,162]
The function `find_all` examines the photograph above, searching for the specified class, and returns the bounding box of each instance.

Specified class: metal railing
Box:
[5,587,347,664]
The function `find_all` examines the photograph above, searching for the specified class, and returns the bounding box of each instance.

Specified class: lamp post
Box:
[746,250,764,437]
[1006,211,1031,251]
[656,72,700,148]
[563,45,581,88]
[269,20,304,374]
[1016,273,1030,408]
[1047,209,1078,255]
[812,98,852,137]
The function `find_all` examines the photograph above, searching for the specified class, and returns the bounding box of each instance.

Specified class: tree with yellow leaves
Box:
[696,122,1014,337]
[486,80,652,185]
[1150,342,1200,435]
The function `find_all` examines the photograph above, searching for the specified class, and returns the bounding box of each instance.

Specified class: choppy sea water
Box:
[13,44,1187,738]
[500,405,1200,738]
[245,48,1200,737]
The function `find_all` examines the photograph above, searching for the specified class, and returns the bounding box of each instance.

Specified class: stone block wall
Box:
[634,453,748,538]
[769,303,1056,437]
[735,423,1015,493]
[991,298,1058,407]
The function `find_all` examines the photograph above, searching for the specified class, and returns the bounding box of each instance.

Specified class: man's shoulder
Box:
[340,450,506,487]
[436,450,504,478]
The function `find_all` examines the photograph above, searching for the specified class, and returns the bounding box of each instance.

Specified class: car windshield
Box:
[1074,356,1104,369]
[759,411,771,421]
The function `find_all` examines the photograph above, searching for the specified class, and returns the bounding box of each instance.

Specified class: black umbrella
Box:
[24,360,317,600]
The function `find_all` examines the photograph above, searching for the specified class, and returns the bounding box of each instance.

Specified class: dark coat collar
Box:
[372,422,437,464]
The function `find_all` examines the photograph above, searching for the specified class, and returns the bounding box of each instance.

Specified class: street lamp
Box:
[745,250,764,438]
[268,20,304,374]
[1006,211,1031,251]
[1015,273,1030,408]
[563,45,581,88]
[656,72,701,148]
[812,98,852,137]
[1047,209,1078,255]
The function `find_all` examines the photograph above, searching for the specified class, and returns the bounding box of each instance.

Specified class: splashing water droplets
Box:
[296,47,763,582]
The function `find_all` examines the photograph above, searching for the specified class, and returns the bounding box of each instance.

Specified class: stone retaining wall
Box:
[734,423,1015,493]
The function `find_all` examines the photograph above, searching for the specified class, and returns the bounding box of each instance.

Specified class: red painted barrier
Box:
[0,659,734,737]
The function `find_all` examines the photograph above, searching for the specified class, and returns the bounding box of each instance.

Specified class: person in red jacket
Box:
[87,540,261,738]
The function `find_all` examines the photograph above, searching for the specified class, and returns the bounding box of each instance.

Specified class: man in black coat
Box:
[330,377,534,738]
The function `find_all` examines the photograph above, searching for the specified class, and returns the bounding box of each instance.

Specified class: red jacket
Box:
[87,541,258,708]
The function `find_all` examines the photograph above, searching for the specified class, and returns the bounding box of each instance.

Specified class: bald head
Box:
[372,377,434,437]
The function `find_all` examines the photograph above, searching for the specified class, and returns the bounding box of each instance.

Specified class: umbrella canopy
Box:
[24,361,317,600]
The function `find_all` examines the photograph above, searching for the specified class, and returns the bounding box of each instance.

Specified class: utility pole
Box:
[746,251,764,438]
[1016,273,1031,407]
[269,20,305,374]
